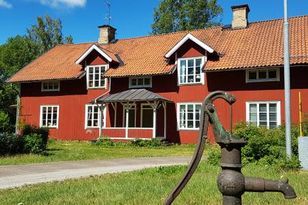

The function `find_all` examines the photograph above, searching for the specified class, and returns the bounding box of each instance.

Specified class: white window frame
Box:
[246,68,280,83]
[122,104,137,127]
[129,76,152,88]
[245,101,281,129]
[41,81,60,92]
[85,104,106,129]
[86,64,109,89]
[140,103,154,127]
[177,103,202,130]
[39,105,59,129]
[177,57,206,85]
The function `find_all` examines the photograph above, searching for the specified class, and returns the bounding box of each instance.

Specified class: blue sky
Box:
[0,0,307,44]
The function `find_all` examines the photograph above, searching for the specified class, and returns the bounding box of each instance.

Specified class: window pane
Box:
[137,78,143,85]
[131,79,137,85]
[144,78,150,85]
[188,59,194,67]
[180,60,186,83]
[187,105,194,112]
[195,58,202,66]
[268,70,277,79]
[259,104,267,112]
[269,122,277,129]
[248,71,257,80]
[269,103,277,112]
[258,70,267,79]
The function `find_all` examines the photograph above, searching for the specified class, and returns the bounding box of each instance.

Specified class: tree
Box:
[0,36,39,76]
[152,0,222,34]
[27,16,73,54]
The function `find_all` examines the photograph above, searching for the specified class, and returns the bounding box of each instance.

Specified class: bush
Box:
[22,124,49,147]
[0,132,24,155]
[207,145,221,165]
[130,139,167,147]
[95,136,115,146]
[233,123,301,169]
[23,133,47,154]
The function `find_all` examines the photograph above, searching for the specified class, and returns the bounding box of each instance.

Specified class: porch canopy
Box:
[96,89,171,139]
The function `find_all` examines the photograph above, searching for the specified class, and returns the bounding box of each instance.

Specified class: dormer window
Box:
[41,81,60,92]
[129,76,152,88]
[86,65,108,89]
[178,57,205,85]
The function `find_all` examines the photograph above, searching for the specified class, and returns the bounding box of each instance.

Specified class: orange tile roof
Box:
[8,15,308,82]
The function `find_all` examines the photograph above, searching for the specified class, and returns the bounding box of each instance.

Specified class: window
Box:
[41,81,60,91]
[86,65,108,89]
[40,105,59,128]
[246,101,281,129]
[141,104,153,127]
[85,104,105,128]
[178,57,204,85]
[177,103,202,130]
[129,77,152,88]
[246,68,279,82]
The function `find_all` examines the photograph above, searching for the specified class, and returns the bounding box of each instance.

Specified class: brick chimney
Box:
[231,4,250,29]
[98,25,116,44]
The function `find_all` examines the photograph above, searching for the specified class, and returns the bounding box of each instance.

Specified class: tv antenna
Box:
[105,0,111,25]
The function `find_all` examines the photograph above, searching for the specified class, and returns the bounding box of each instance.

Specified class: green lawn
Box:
[0,162,307,205]
[0,140,195,165]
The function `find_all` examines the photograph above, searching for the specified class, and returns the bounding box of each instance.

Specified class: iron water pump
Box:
[165,91,296,205]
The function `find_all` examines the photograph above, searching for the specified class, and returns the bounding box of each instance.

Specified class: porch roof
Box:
[96,89,171,103]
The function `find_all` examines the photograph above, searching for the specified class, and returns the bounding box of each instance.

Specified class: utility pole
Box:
[283,0,292,158]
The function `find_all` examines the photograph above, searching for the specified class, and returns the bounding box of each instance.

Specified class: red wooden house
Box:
[8,5,308,143]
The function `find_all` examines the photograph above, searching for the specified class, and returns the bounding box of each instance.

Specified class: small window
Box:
[246,101,281,129]
[86,65,108,89]
[129,77,152,88]
[178,103,201,130]
[246,68,279,82]
[40,105,59,128]
[41,81,60,92]
[85,104,105,128]
[178,57,204,85]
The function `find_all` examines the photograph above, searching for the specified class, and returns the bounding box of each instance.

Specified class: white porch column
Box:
[125,106,129,139]
[98,104,105,138]
[162,101,167,139]
[111,102,117,127]
[150,101,159,139]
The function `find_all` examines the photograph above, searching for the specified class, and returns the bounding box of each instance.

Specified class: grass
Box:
[0,140,195,165]
[0,162,307,204]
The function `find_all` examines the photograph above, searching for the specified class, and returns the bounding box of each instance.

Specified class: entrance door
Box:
[141,104,153,128]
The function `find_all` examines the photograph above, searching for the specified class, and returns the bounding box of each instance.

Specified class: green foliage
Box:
[207,144,221,165]
[234,123,301,169]
[23,133,46,154]
[95,136,116,146]
[152,0,222,34]
[0,111,10,132]
[27,16,73,54]
[0,133,24,155]
[22,124,49,148]
[130,139,167,147]
[0,35,39,76]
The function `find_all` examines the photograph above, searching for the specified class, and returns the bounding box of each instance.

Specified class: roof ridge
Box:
[116,25,222,41]
[248,14,308,25]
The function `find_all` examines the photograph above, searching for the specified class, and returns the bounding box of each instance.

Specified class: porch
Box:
[96,89,171,140]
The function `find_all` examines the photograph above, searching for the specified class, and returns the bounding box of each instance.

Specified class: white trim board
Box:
[76,44,112,64]
[165,33,214,58]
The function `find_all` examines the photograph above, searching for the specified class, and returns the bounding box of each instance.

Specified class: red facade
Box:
[19,41,308,144]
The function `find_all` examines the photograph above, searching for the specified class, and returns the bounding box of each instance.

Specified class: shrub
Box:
[207,145,221,165]
[0,111,10,132]
[130,139,166,147]
[23,133,46,154]
[0,132,24,155]
[233,123,301,169]
[22,124,49,147]
[95,136,115,146]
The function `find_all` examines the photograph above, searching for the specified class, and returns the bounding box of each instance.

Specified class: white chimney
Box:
[98,25,116,44]
[231,4,250,29]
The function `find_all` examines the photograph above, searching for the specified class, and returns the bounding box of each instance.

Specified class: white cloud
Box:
[0,0,12,8]
[39,0,86,8]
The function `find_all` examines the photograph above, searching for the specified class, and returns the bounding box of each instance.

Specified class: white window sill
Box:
[246,79,280,83]
[87,86,107,90]
[178,82,203,86]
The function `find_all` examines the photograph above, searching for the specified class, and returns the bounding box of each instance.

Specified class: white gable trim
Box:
[75,44,112,64]
[165,33,214,58]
